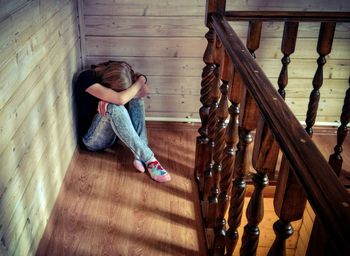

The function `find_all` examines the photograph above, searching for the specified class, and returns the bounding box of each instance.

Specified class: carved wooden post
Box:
[195,27,217,195]
[226,86,258,255]
[206,41,228,230]
[246,21,262,57]
[329,77,350,175]
[268,157,306,256]
[205,0,226,26]
[308,80,349,255]
[278,22,299,99]
[212,52,237,255]
[195,0,226,197]
[229,20,271,256]
[225,21,261,255]
[305,22,336,136]
[216,67,241,216]
[203,37,221,208]
[240,115,279,255]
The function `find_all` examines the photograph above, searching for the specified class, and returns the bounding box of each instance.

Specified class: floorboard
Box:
[36,122,349,256]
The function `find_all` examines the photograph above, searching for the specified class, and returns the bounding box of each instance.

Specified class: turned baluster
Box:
[329,77,350,175]
[278,22,298,99]
[305,28,342,255]
[226,86,258,255]
[207,48,230,231]
[203,37,221,221]
[225,22,261,255]
[268,157,306,256]
[216,67,241,216]
[229,20,265,256]
[305,22,336,136]
[195,27,217,196]
[240,115,279,255]
[246,21,262,57]
[212,53,238,255]
[307,79,350,255]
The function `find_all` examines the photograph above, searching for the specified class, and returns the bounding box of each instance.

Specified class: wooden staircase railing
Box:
[194,1,350,255]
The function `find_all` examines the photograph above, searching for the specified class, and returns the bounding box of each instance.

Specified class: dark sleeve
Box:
[76,70,99,92]
[74,70,100,145]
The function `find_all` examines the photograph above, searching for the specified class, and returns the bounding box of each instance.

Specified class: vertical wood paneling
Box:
[82,0,349,121]
[0,0,81,255]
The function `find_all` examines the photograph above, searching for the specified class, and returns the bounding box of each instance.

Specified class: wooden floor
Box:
[36,122,350,256]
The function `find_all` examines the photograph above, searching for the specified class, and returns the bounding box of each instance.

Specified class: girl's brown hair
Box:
[92,61,136,92]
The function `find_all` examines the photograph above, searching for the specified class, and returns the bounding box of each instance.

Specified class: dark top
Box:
[74,70,101,141]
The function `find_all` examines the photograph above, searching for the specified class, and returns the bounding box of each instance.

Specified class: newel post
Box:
[205,0,226,26]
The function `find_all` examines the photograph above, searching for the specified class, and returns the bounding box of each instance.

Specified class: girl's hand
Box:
[97,100,109,116]
[136,74,147,85]
[135,83,150,98]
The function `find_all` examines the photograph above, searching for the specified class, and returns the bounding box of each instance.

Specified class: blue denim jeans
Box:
[82,98,154,162]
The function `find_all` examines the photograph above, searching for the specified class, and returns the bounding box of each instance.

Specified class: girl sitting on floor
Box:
[75,61,171,182]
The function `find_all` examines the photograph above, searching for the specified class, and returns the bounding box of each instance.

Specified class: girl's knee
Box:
[107,103,128,114]
[130,98,144,105]
[129,98,145,110]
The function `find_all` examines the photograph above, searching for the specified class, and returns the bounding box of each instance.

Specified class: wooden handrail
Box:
[225,11,350,22]
[210,13,350,253]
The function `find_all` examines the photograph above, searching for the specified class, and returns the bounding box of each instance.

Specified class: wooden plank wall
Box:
[82,0,350,122]
[0,0,81,255]
[295,202,316,256]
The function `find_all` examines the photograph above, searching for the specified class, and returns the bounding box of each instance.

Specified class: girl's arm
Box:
[86,76,146,105]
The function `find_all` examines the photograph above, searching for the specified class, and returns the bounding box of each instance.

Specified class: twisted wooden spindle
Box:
[268,156,306,256]
[213,68,242,256]
[210,83,229,204]
[203,37,221,219]
[218,69,241,211]
[305,27,341,255]
[329,77,350,176]
[207,50,230,230]
[240,115,279,255]
[278,22,299,99]
[307,78,350,255]
[305,22,336,136]
[226,86,258,256]
[195,27,217,197]
[225,21,261,255]
[212,55,238,255]
[202,68,220,201]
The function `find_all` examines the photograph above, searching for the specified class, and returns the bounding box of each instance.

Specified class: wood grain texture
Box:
[0,0,81,255]
[295,202,315,256]
[82,1,350,122]
[211,13,350,254]
[84,16,350,39]
[35,123,349,255]
[83,0,350,16]
[37,123,207,256]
